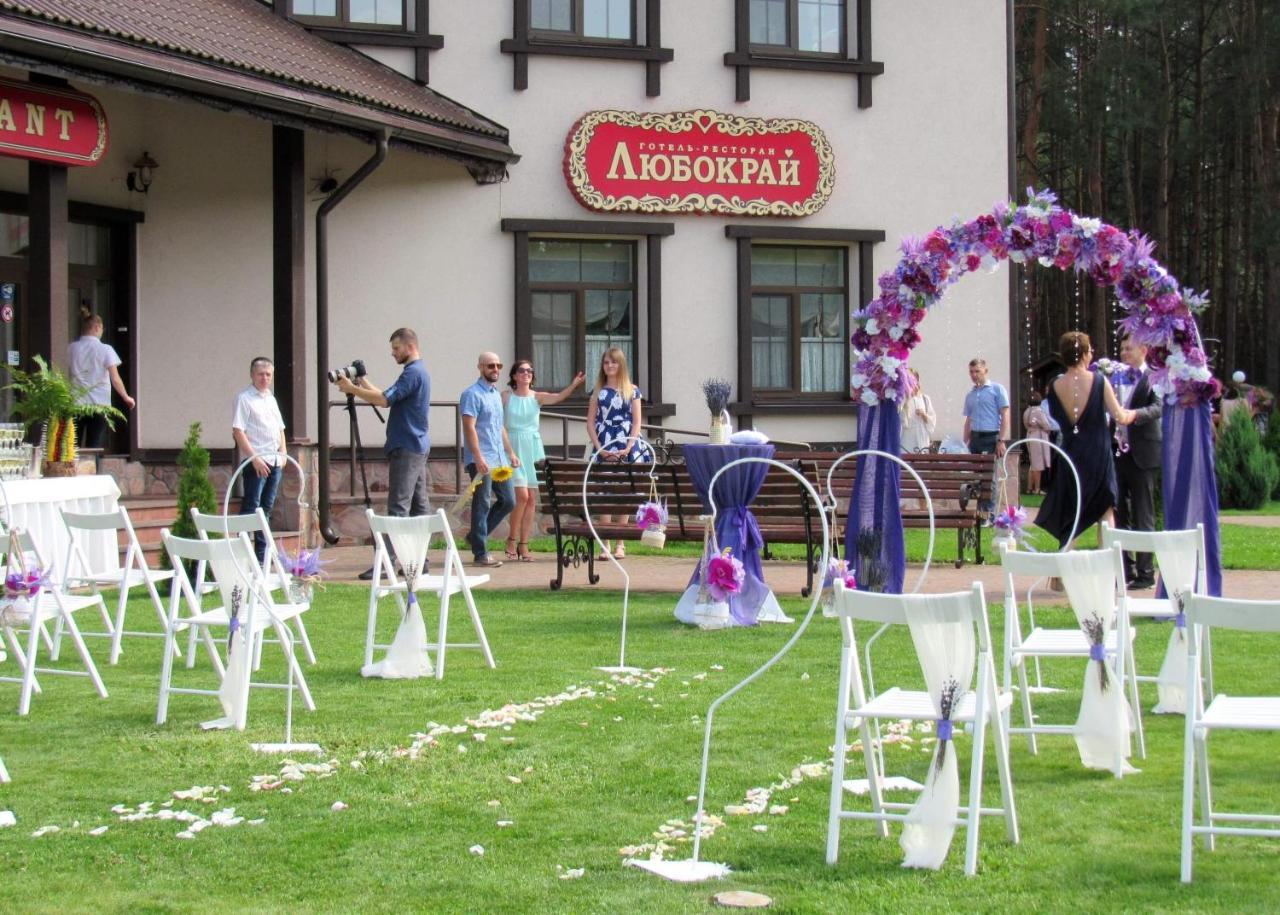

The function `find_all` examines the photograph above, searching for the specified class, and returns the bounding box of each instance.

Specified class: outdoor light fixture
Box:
[126,151,159,193]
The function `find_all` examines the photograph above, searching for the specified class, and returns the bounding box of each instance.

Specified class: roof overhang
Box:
[0,14,519,179]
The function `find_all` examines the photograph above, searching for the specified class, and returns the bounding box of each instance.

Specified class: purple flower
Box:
[634,501,668,530]
[4,568,49,599]
[706,549,745,602]
[278,547,328,579]
[822,558,857,591]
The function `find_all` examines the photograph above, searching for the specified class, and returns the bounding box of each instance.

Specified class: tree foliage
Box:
[1216,407,1278,509]
[1015,0,1279,395]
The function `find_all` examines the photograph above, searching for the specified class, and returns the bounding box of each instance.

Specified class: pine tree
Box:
[163,422,217,570]
[1264,409,1280,500]
[1216,408,1278,509]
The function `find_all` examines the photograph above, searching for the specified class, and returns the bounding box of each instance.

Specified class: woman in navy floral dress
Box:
[587,346,647,558]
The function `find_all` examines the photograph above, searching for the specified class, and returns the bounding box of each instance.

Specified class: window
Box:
[293,0,405,28]
[532,0,634,42]
[503,1,673,96]
[750,246,847,395]
[503,218,675,414]
[726,0,883,107]
[529,239,635,390]
[750,0,844,55]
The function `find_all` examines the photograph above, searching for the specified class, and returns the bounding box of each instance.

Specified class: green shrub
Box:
[1216,407,1279,509]
[1264,410,1280,499]
[162,422,217,571]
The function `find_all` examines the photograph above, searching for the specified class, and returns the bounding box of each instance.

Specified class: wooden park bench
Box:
[536,456,825,594]
[774,450,997,568]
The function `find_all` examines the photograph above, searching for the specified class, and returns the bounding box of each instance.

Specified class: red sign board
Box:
[0,77,108,167]
[565,109,833,217]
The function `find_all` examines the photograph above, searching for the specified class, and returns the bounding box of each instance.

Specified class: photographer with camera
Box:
[233,356,288,563]
[333,327,431,580]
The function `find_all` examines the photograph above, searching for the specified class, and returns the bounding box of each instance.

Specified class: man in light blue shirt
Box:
[962,357,1010,519]
[460,351,519,566]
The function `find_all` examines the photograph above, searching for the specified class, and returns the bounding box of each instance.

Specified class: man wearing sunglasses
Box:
[460,352,520,567]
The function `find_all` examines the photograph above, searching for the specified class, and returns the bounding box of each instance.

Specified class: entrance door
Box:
[0,273,25,424]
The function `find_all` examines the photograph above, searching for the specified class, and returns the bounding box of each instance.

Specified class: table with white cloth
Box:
[0,475,121,578]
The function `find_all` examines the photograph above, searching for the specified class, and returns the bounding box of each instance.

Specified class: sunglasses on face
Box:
[484,362,503,369]
[514,367,533,375]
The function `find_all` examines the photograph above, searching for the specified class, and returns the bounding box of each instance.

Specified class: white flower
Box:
[877,355,901,373]
[1074,216,1102,237]
[888,324,904,341]
[469,844,485,856]
[860,389,880,407]
[864,318,879,335]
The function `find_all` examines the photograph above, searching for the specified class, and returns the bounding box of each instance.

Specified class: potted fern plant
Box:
[3,356,123,476]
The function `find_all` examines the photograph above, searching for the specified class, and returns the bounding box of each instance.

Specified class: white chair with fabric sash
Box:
[1100,523,1208,713]
[1180,593,1280,883]
[826,582,1018,875]
[0,527,109,716]
[999,544,1143,775]
[189,508,317,668]
[58,506,177,666]
[362,509,495,680]
[157,530,314,731]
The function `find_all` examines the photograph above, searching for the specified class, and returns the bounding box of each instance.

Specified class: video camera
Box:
[327,359,367,384]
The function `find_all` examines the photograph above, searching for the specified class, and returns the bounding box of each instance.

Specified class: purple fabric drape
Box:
[1162,402,1222,596]
[848,403,906,594]
[684,443,775,625]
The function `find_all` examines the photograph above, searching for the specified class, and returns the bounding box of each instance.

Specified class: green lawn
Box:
[1,586,1277,912]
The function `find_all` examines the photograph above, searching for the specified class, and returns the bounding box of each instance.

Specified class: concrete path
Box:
[319,543,1280,600]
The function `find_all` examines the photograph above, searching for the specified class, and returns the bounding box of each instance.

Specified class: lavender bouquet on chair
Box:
[361,560,433,679]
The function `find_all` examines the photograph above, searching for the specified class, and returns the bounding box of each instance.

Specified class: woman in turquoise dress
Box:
[503,359,584,561]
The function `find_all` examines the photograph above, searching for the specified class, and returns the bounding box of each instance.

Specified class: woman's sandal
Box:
[517,541,534,562]
[504,537,518,560]
[614,542,626,559]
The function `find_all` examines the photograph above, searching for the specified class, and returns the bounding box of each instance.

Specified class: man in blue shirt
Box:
[460,351,520,567]
[336,327,431,578]
[962,357,1010,520]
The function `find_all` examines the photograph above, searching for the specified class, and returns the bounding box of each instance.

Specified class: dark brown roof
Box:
[0,0,516,164]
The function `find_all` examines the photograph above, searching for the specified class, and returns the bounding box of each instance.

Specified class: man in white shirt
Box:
[66,313,134,449]
[232,357,287,562]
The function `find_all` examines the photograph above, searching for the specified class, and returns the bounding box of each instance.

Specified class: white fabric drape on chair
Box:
[900,597,977,869]
[1151,544,1198,714]
[210,554,253,729]
[1060,552,1136,776]
[362,527,433,679]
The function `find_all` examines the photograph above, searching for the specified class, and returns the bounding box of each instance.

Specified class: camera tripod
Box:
[344,393,384,508]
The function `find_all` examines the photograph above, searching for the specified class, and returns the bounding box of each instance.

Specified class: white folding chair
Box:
[0,528,109,716]
[189,508,316,667]
[364,508,495,680]
[1101,523,1210,710]
[58,506,177,665]
[158,530,314,730]
[1181,594,1280,883]
[826,582,1018,876]
[999,544,1145,772]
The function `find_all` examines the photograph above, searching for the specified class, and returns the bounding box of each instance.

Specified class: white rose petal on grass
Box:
[800,672,810,681]
[473,733,487,742]
[469,844,485,856]
[89,825,109,836]
[496,820,514,828]
[175,831,196,840]
[331,801,349,812]
[31,825,59,838]
[248,818,266,826]
[752,824,769,833]
[506,776,522,785]
[559,867,585,880]
[487,799,501,808]
[457,744,468,754]
[769,805,789,816]
[0,811,15,828]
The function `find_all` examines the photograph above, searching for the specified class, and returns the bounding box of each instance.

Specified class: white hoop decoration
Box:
[580,438,659,674]
[221,450,321,754]
[628,457,830,883]
[996,438,1082,550]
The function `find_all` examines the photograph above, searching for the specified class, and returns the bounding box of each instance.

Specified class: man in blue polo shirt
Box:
[336,327,431,578]
[460,351,520,567]
[962,357,1010,521]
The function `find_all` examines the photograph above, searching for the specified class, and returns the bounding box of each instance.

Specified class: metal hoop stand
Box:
[580,439,659,674]
[222,451,321,755]
[630,457,831,883]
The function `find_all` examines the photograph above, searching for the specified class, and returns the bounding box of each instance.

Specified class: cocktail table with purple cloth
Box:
[673,443,792,627]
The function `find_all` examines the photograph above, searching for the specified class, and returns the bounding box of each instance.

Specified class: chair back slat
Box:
[61,508,127,532]
[191,509,266,537]
[1186,594,1280,634]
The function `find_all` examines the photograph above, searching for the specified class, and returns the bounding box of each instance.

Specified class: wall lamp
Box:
[126,151,159,193]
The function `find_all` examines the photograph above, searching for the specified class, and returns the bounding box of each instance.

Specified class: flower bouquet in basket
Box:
[277,546,328,605]
[694,545,744,630]
[635,477,669,548]
[821,558,857,617]
[1,562,49,626]
[992,504,1034,551]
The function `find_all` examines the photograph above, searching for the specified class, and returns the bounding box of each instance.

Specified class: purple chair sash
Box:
[848,403,906,593]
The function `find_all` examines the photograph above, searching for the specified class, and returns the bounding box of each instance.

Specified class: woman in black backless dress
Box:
[1036,331,1137,548]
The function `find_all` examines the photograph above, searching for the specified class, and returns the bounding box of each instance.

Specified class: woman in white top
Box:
[899,369,936,453]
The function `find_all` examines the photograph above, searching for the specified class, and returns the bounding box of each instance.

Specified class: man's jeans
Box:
[240,464,282,563]
[968,431,999,515]
[385,448,432,566]
[465,463,515,559]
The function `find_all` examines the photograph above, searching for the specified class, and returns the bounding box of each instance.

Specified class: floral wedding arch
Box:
[846,189,1222,594]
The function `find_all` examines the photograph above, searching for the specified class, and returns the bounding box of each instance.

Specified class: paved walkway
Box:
[1220,514,1280,528]
[319,544,1280,600]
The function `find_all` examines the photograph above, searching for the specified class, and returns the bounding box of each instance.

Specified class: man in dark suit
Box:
[1114,335,1163,588]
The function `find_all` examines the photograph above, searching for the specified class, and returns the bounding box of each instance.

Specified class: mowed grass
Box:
[1,584,1278,913]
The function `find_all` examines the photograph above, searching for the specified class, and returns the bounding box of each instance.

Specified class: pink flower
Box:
[706,549,745,602]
